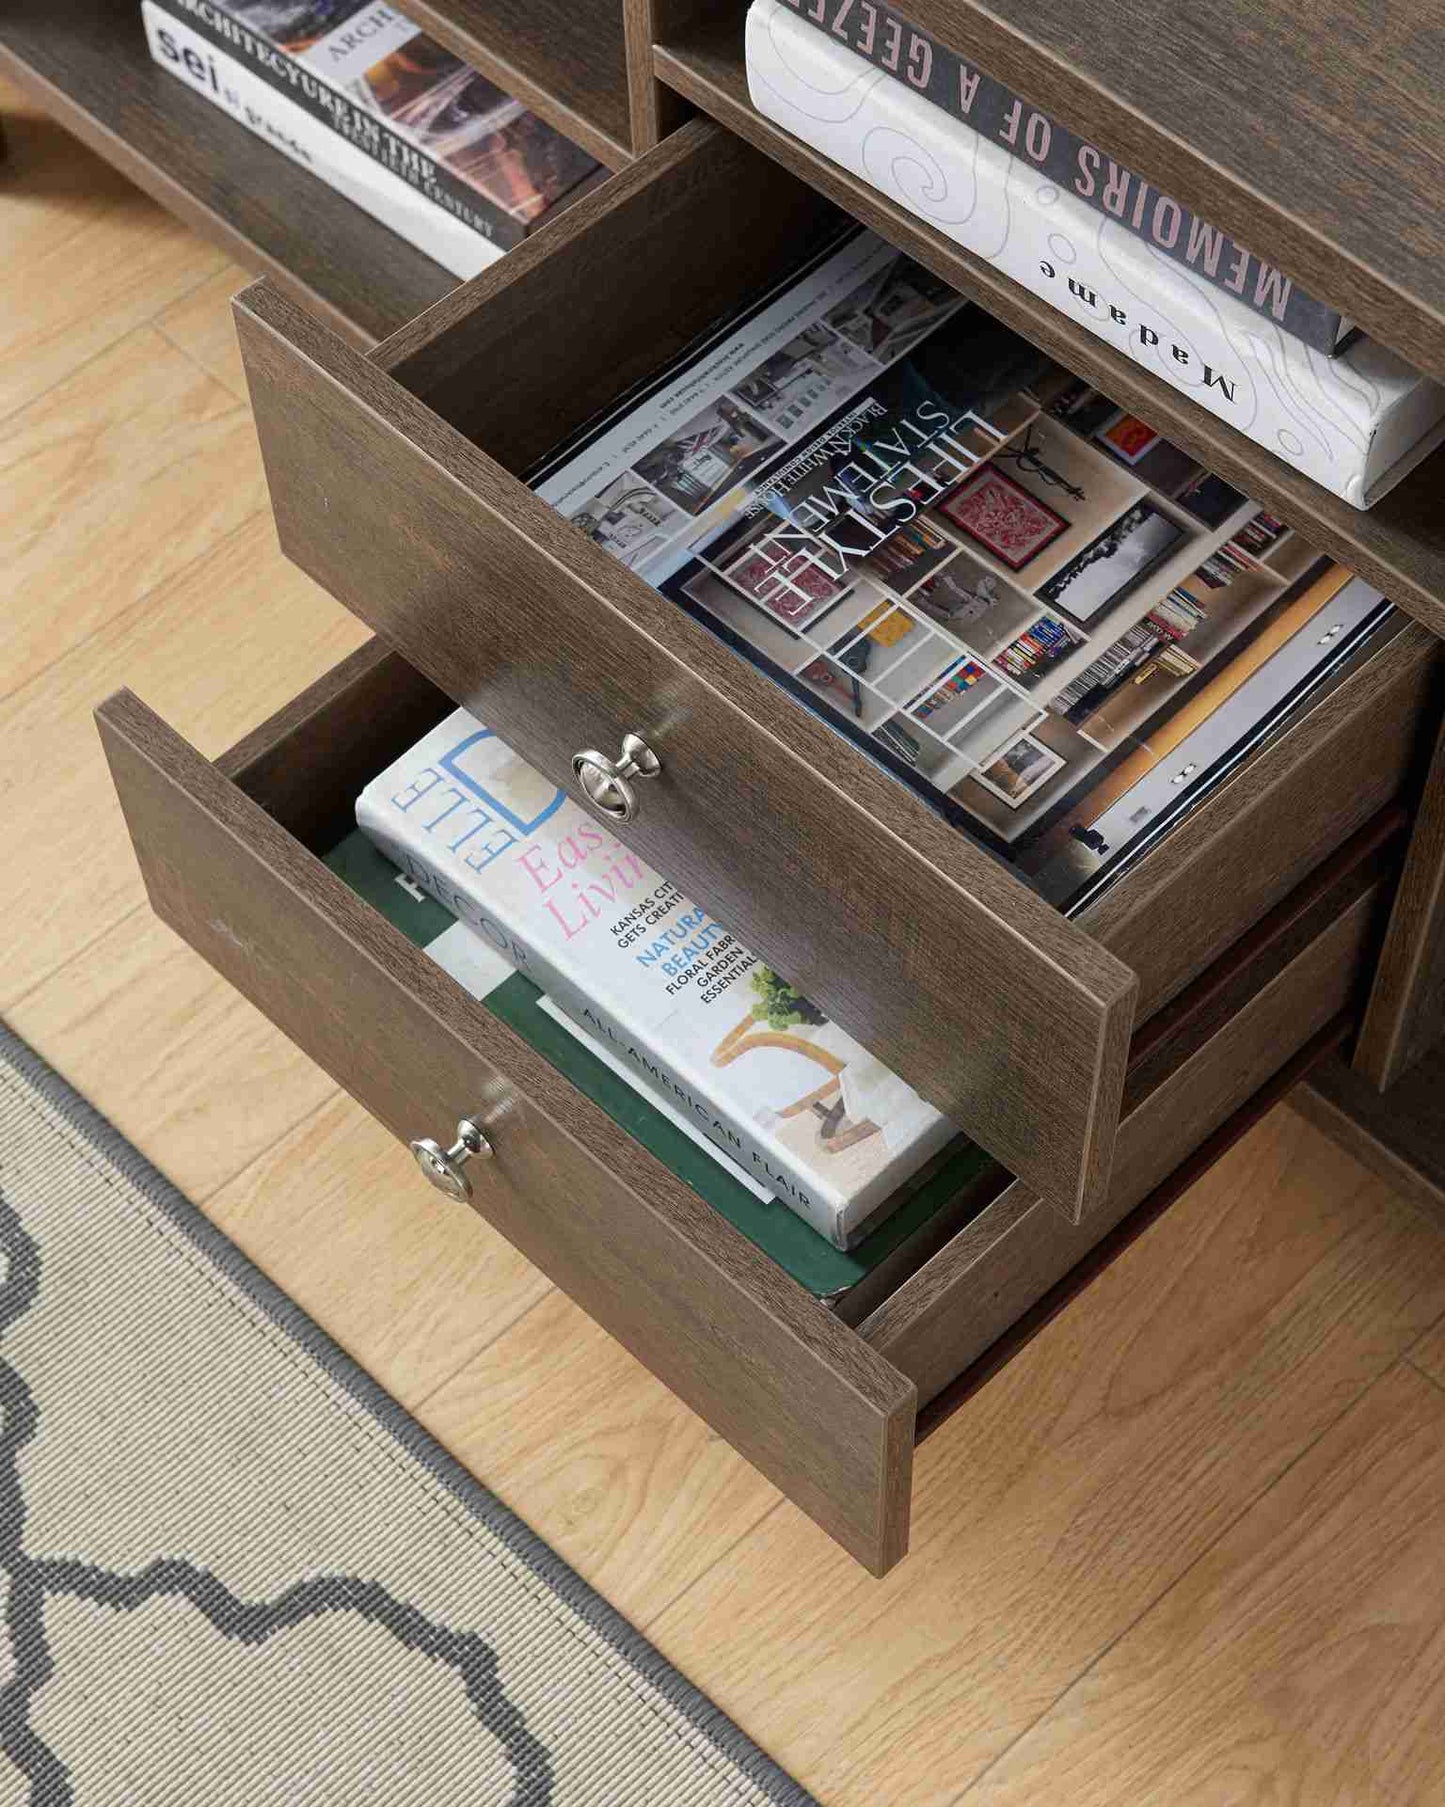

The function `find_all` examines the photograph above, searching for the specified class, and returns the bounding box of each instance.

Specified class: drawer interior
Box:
[216,638,1397,1341]
[365,121,1437,992]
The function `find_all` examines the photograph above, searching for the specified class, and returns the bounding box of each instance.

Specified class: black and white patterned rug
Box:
[0,1020,817,1805]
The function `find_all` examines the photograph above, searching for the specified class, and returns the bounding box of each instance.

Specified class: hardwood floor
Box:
[6,73,1445,1805]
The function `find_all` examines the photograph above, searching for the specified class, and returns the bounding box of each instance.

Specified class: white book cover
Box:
[745,0,1445,508]
[142,3,502,279]
[356,710,955,1247]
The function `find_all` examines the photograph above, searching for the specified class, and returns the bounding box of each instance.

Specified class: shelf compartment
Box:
[649,17,1445,643]
[656,0,1445,385]
[0,0,457,346]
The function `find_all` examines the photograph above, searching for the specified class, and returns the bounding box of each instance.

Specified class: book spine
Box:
[770,0,1344,352]
[154,0,524,250]
[142,3,502,278]
[352,798,857,1248]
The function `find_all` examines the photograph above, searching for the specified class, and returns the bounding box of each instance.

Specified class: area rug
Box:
[0,1020,816,1805]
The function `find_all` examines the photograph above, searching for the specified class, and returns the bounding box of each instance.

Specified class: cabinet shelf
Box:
[651,16,1445,644]
[0,0,636,349]
[728,0,1445,385]
[385,0,634,170]
[0,0,457,346]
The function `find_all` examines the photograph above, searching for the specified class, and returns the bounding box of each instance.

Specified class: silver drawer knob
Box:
[409,1117,493,1201]
[572,733,661,822]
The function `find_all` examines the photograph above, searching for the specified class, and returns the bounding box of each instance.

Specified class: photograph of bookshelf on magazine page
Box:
[524,225,1399,919]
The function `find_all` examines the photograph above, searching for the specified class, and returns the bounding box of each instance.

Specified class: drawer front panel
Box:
[234,255,1136,1224]
[96,685,916,1574]
[862,870,1381,1405]
[1084,622,1440,1017]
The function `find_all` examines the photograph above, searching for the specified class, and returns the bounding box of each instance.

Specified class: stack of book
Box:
[744,0,1445,507]
[1050,621,1170,720]
[992,615,1077,687]
[143,0,602,278]
[325,824,990,1300]
[1195,543,1253,589]
[1233,512,1289,557]
[1147,589,1209,641]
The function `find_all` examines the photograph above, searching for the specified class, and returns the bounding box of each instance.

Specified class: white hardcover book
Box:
[745,0,1445,508]
[356,711,955,1248]
[142,2,502,280]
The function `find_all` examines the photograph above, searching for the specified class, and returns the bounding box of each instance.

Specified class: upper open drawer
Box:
[232,118,1441,1221]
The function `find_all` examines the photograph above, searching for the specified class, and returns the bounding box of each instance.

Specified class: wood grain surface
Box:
[373,121,840,468]
[96,688,919,1573]
[1081,618,1440,1016]
[0,89,225,420]
[0,0,455,346]
[862,875,1380,1405]
[969,1361,1445,1805]
[2,326,266,698]
[234,259,1139,1223]
[0,514,366,1014]
[1354,700,1445,1086]
[646,1106,1445,1807]
[394,0,634,167]
[649,26,1445,640]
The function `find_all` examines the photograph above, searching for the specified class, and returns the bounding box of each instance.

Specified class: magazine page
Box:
[531,229,1389,912]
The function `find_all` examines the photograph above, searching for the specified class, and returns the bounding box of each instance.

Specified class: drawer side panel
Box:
[862,879,1379,1404]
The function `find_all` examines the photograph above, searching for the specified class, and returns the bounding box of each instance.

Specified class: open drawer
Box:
[97,643,1394,1573]
[231,119,1440,1223]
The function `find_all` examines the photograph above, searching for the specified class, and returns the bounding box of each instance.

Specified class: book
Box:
[143,0,599,273]
[355,714,957,1249]
[771,0,1350,354]
[143,3,498,276]
[323,827,993,1298]
[744,0,1445,508]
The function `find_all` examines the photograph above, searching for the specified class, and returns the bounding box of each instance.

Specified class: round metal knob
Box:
[409,1117,493,1202]
[572,733,661,822]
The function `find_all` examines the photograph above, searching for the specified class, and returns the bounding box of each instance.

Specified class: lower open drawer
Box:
[97,642,1392,1573]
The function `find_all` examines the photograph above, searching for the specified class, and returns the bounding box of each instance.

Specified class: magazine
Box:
[528,228,1396,913]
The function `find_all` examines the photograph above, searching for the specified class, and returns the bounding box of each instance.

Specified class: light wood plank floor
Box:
[6,76,1445,1805]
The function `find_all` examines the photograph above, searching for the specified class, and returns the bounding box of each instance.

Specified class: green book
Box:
[325,830,992,1300]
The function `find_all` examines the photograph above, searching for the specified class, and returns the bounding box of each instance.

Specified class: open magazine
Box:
[529,228,1394,913]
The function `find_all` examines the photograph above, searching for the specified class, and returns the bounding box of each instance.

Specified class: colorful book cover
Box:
[771,0,1349,353]
[327,826,980,1274]
[744,0,1445,508]
[355,715,957,1248]
[525,220,1394,918]
[154,0,599,247]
